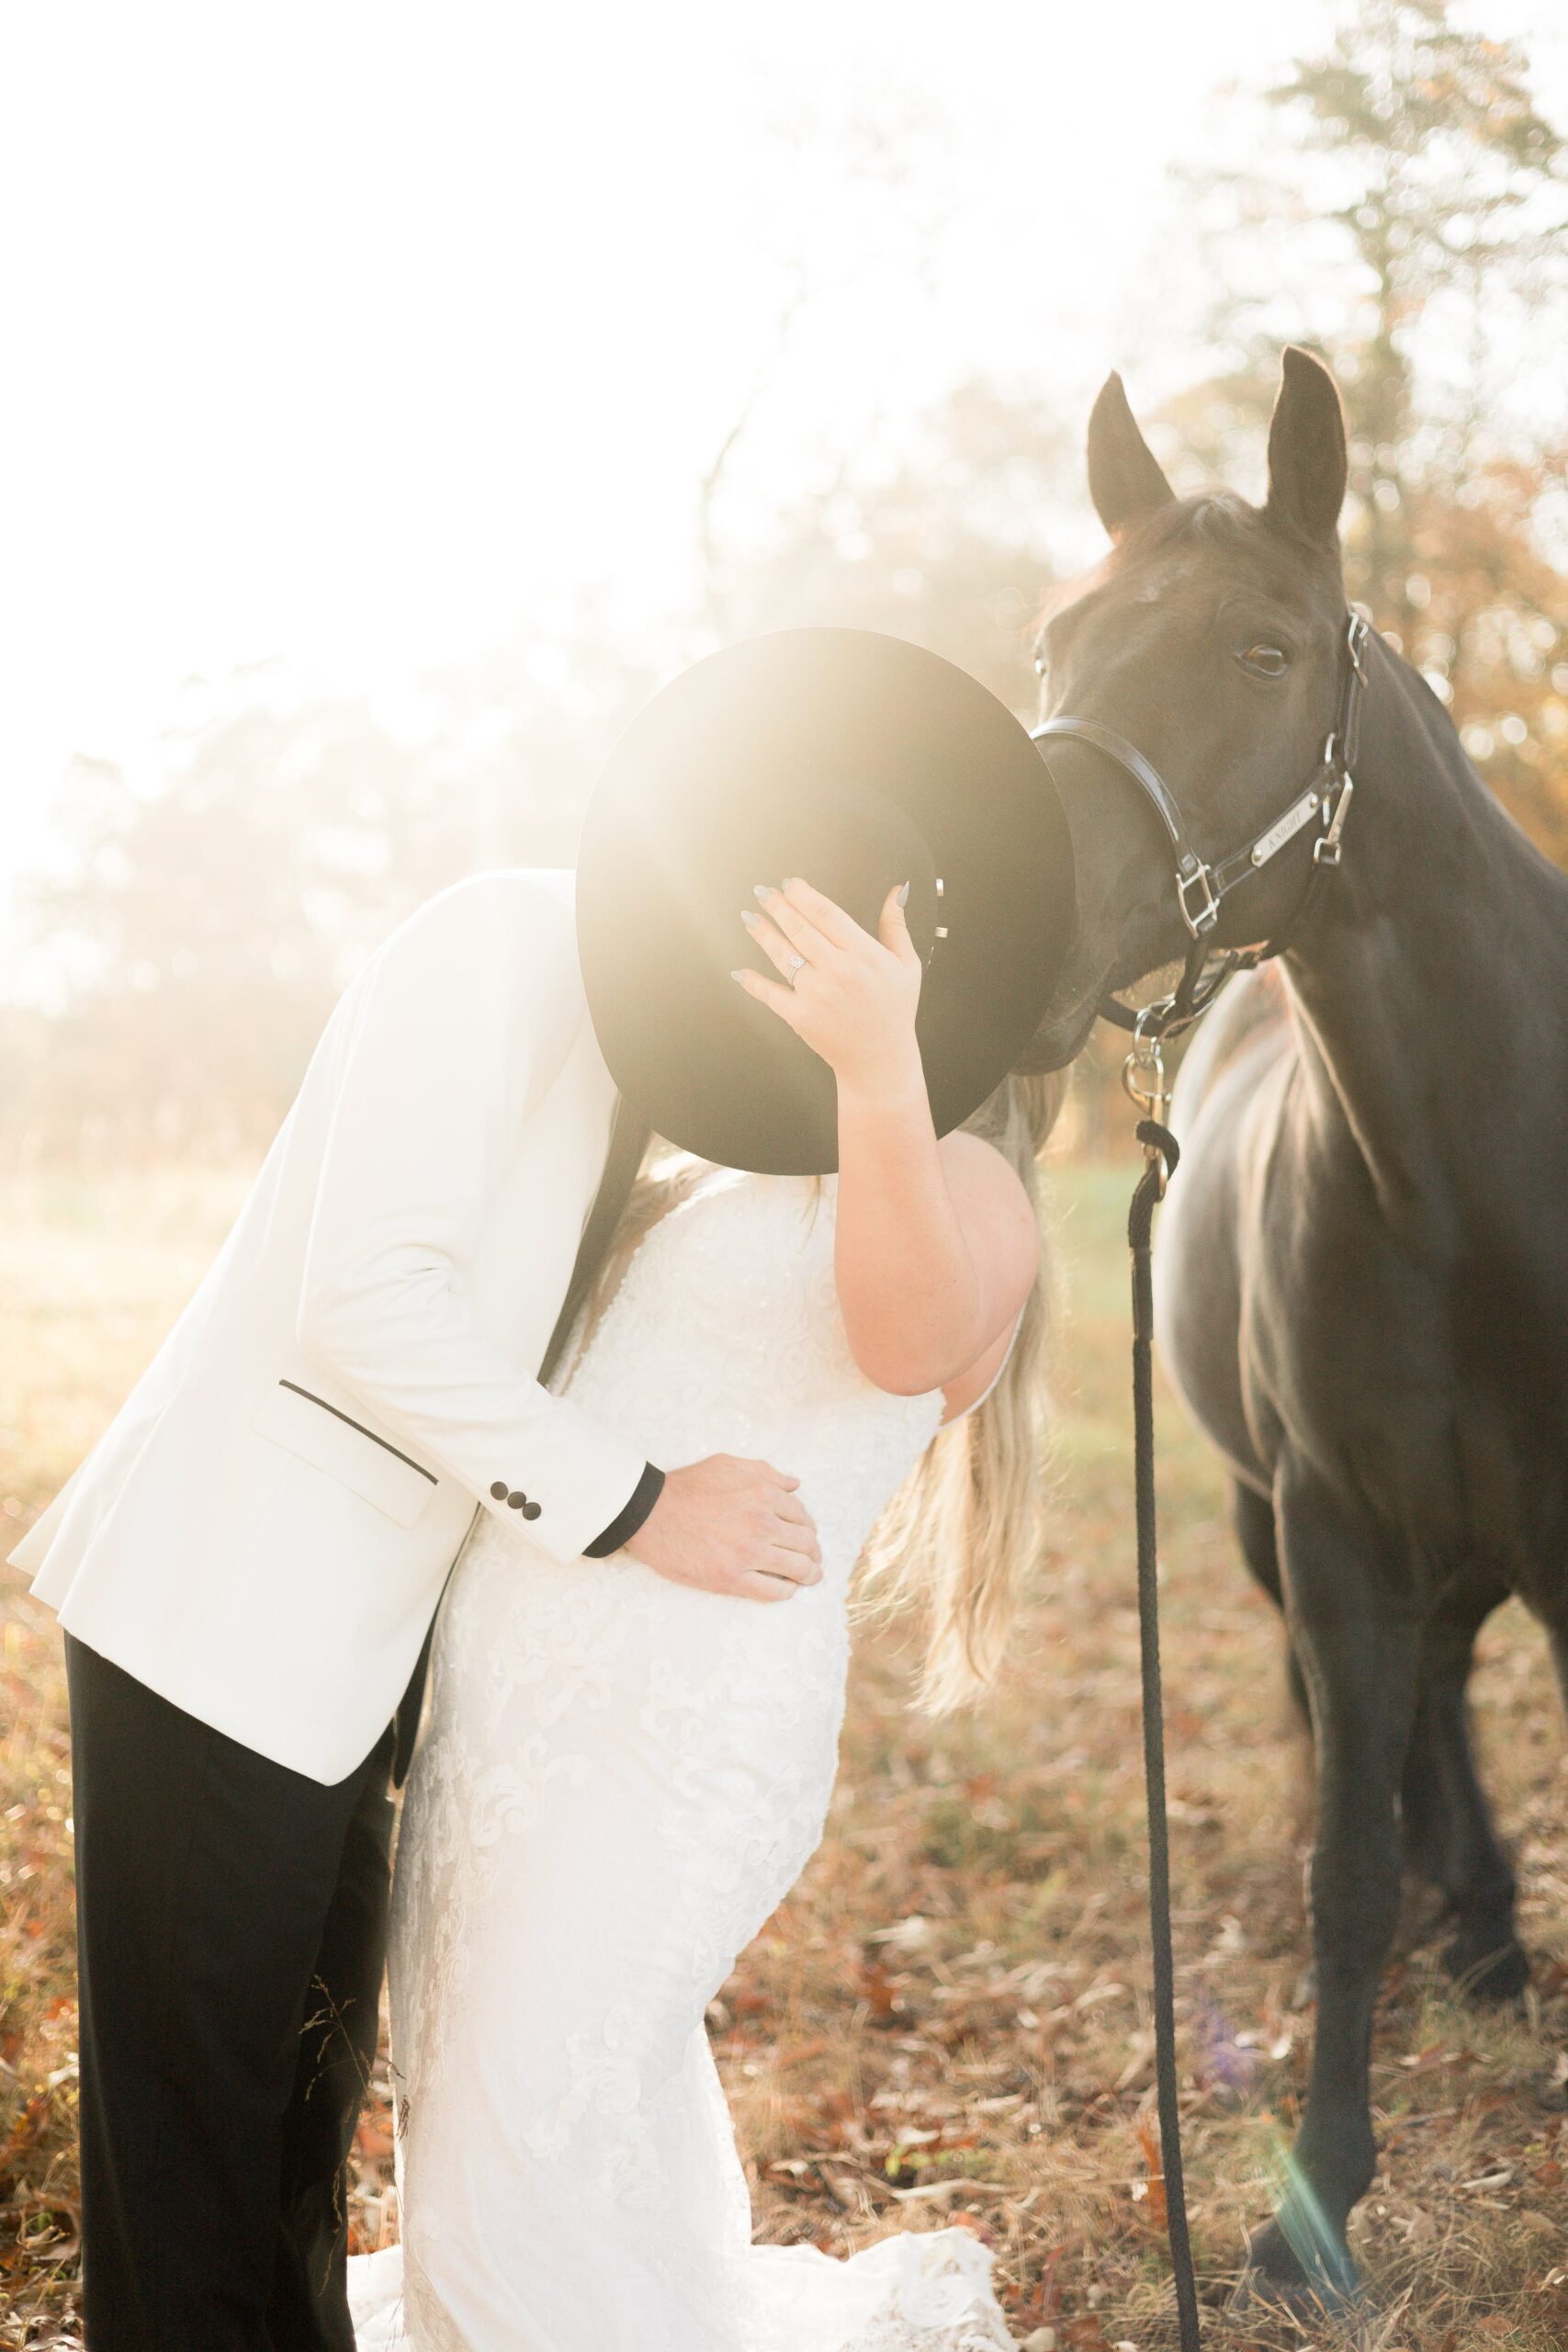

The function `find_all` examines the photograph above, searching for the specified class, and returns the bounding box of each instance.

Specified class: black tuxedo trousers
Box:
[68,1633,394,2351]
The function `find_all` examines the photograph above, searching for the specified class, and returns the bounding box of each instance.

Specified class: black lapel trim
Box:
[538,1096,651,1388]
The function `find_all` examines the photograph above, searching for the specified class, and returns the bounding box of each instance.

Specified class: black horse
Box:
[1028,347,1568,2302]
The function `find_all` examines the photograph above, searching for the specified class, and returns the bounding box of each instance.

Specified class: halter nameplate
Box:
[1250,786,1321,868]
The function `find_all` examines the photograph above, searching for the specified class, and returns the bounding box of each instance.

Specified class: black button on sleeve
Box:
[521,1499,542,1521]
[490,1481,509,1501]
[506,1490,527,1510]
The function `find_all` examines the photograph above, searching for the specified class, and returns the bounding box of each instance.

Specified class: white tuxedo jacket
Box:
[11,868,648,1783]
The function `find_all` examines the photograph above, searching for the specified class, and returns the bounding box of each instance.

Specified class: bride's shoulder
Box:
[937,1128,1034,1227]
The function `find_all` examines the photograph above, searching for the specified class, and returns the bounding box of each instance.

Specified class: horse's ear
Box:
[1264,346,1348,548]
[1087,372,1175,539]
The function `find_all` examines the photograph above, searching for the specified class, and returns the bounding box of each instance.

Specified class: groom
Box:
[11,866,823,2350]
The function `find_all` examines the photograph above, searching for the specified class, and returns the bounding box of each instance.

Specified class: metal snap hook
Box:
[1122,1025,1170,1126]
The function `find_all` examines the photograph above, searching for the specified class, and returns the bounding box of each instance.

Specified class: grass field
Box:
[3,1159,1566,2350]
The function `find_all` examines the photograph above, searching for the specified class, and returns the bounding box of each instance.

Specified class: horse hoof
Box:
[1444,1927,1530,2007]
[1234,2216,1359,2317]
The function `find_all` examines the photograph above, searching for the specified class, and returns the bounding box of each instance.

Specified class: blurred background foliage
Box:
[4,0,1564,1166]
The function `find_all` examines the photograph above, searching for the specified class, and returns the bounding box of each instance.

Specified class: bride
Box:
[350,631,1074,2351]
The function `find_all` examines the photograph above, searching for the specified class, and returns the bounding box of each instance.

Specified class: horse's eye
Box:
[1238,642,1290,678]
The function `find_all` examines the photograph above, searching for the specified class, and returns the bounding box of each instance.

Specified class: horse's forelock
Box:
[1116,490,1257,564]
[1047,492,1345,652]
[1036,493,1263,634]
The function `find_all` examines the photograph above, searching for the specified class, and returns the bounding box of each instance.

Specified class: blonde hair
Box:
[570,1069,1065,1713]
[857,1070,1063,1712]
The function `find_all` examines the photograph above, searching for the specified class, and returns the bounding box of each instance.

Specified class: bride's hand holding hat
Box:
[734,876,924,1100]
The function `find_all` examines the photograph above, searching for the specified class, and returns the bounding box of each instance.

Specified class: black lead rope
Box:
[1129,1116,1203,2351]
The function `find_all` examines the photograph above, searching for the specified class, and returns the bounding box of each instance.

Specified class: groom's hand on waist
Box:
[624,1457,823,1602]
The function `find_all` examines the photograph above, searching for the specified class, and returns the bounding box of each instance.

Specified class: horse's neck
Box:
[1279,639,1568,1244]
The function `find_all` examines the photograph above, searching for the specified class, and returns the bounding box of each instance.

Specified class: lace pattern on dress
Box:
[353,1173,1017,2350]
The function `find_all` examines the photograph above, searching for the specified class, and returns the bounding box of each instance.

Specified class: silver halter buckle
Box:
[1176,862,1220,937]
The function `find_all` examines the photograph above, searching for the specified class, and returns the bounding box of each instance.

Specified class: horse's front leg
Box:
[1245,1462,1420,2306]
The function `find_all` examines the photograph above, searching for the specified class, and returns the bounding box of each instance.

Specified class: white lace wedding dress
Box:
[349,1170,1019,2351]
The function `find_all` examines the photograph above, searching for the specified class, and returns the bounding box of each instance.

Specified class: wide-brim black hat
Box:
[576,628,1075,1176]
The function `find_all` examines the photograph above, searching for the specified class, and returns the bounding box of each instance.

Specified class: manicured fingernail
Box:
[782,876,797,888]
[753,883,775,903]
[897,881,910,906]
[739,908,761,933]
[729,968,749,983]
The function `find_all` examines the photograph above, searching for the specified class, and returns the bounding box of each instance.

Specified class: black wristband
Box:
[582,1461,666,1558]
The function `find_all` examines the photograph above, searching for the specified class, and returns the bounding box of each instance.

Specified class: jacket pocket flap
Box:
[253,1382,437,1530]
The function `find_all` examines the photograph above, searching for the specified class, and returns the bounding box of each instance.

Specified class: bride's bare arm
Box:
[731,876,1038,1399]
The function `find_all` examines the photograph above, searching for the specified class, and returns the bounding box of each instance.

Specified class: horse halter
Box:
[1031,608,1371,1053]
